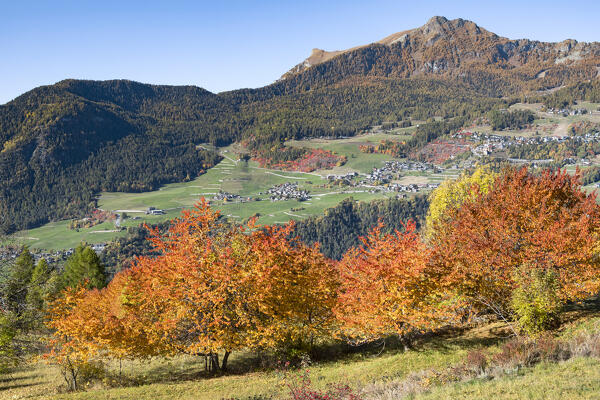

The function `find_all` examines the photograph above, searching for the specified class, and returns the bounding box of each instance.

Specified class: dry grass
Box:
[3,306,600,399]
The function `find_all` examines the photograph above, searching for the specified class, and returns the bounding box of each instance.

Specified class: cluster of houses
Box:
[0,247,73,263]
[385,160,440,173]
[363,182,440,194]
[0,247,72,264]
[0,242,108,266]
[267,183,310,201]
[388,182,440,193]
[326,172,359,185]
[212,191,252,203]
[145,207,166,215]
[362,161,439,185]
[546,108,588,116]
[326,172,359,181]
[453,130,600,158]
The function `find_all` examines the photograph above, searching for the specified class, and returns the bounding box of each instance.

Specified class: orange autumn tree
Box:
[47,199,340,374]
[46,272,169,389]
[120,202,250,372]
[45,286,98,391]
[431,167,600,330]
[335,221,455,346]
[243,224,339,351]
[121,200,338,369]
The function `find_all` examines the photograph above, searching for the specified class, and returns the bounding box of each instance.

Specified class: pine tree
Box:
[25,259,51,327]
[4,248,35,315]
[61,244,106,290]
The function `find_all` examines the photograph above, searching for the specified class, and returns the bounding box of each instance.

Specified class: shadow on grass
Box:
[100,302,600,389]
[562,296,600,322]
[0,382,40,391]
[0,374,41,384]
[105,319,518,388]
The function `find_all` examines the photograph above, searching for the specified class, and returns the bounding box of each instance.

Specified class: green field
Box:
[10,136,415,250]
[286,130,413,174]
[9,106,600,252]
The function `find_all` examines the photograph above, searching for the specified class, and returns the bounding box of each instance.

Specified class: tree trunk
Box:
[209,352,220,374]
[221,351,230,372]
[70,367,78,391]
[400,335,411,352]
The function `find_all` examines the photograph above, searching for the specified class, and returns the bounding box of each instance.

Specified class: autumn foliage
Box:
[45,166,600,388]
[255,148,346,172]
[430,167,600,321]
[47,199,338,376]
[335,221,452,343]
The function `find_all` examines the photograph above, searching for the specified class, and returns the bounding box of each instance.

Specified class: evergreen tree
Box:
[4,248,35,315]
[61,244,107,290]
[25,259,51,328]
[0,312,17,373]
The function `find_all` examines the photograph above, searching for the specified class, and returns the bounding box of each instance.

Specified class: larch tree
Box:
[424,165,497,240]
[4,248,35,317]
[61,244,106,290]
[25,258,52,328]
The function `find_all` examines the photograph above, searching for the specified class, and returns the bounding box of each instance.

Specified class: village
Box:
[0,244,107,264]
[266,182,311,201]
[361,161,440,185]
[453,129,600,160]
[212,191,252,203]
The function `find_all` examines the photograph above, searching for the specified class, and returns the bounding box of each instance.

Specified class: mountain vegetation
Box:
[2,16,599,234]
[30,166,600,396]
[293,195,429,260]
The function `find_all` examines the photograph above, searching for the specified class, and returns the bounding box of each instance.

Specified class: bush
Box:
[492,337,537,368]
[464,350,487,375]
[284,368,361,400]
[492,334,568,371]
[510,267,562,335]
[569,333,600,358]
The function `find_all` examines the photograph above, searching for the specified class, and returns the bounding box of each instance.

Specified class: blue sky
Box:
[1,0,599,104]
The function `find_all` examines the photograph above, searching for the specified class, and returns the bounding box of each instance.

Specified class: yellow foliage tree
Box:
[424,165,497,240]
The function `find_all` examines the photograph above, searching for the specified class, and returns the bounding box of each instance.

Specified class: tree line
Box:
[34,166,600,390]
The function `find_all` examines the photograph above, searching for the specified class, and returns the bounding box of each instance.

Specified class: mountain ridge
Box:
[1,16,599,234]
[279,16,600,89]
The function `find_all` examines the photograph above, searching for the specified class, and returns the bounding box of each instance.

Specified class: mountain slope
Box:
[279,16,600,95]
[0,80,227,232]
[1,16,599,234]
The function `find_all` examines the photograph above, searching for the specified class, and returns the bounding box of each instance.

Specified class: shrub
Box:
[285,368,361,400]
[569,333,600,358]
[535,334,569,362]
[492,337,537,368]
[464,350,487,375]
[510,267,562,335]
[492,334,568,371]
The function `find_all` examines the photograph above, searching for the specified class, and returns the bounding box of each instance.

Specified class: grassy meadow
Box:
[8,133,422,250]
[4,311,600,400]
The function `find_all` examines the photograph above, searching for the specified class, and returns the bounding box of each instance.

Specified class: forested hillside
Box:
[293,196,429,260]
[1,16,599,234]
[0,80,227,233]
